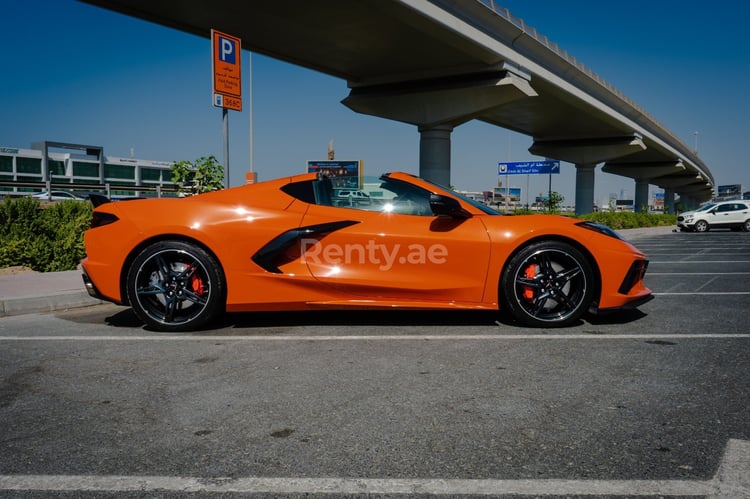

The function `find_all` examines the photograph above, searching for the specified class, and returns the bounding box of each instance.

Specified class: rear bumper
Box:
[81,266,123,305]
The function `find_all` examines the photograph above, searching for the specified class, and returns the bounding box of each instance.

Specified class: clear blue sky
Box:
[1,0,748,205]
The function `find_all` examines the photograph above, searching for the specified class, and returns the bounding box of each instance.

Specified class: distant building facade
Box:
[0,142,176,196]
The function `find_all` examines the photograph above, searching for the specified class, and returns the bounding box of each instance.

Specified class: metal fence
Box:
[0,180,179,200]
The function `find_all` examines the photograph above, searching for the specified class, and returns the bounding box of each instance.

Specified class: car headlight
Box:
[575,221,622,240]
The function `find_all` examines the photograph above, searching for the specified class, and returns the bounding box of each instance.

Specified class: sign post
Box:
[211,29,242,188]
[497,160,560,211]
[497,160,560,175]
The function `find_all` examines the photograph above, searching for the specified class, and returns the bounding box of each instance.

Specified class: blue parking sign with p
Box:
[219,36,236,64]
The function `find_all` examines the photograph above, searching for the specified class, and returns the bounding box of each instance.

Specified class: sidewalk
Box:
[0,269,101,317]
[0,226,676,318]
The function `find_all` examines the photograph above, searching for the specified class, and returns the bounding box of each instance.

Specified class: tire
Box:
[126,240,225,332]
[743,220,750,232]
[500,241,595,328]
[694,220,709,232]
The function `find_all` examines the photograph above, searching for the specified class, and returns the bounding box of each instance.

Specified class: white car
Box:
[677,200,750,232]
[333,189,371,206]
[31,191,86,201]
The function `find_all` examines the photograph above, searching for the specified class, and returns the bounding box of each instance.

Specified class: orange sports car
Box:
[81,171,652,332]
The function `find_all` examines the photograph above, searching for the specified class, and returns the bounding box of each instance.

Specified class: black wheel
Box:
[126,240,225,332]
[743,220,750,232]
[694,220,709,232]
[500,241,595,327]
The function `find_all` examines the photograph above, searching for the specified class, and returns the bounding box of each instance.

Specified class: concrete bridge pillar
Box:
[634,178,650,213]
[574,164,596,215]
[664,189,675,214]
[418,125,453,187]
[678,195,693,211]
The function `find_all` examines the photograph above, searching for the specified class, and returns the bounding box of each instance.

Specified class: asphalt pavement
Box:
[0,226,676,318]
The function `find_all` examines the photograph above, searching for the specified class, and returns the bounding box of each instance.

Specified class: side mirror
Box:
[430,194,472,219]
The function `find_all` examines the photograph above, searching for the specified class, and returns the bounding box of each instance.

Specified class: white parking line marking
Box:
[694,275,720,292]
[1,334,749,341]
[648,272,750,275]
[645,253,750,256]
[1,439,747,496]
[648,260,750,265]
[653,292,750,296]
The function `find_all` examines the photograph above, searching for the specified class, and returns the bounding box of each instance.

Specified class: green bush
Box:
[580,211,677,229]
[0,197,92,272]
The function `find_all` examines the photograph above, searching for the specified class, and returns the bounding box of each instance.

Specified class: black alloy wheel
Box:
[126,240,225,332]
[501,241,595,327]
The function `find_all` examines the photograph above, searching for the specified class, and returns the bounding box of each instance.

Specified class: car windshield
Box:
[696,203,716,212]
[413,175,500,215]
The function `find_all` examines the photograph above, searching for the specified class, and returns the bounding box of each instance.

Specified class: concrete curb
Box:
[618,225,677,240]
[0,269,103,318]
[0,291,102,318]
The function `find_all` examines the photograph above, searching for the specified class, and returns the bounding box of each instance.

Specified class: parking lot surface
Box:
[1,230,748,497]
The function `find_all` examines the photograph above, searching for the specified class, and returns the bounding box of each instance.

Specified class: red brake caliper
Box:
[189,266,206,296]
[522,264,537,301]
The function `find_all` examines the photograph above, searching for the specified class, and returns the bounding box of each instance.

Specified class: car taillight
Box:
[90,212,119,229]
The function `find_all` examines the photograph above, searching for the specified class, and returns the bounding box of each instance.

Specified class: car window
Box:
[716,204,739,213]
[304,175,433,216]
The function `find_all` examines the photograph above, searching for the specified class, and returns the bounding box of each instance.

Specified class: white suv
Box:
[333,189,371,206]
[677,200,750,232]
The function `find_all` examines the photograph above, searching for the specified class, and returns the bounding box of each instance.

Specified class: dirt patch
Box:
[0,266,37,276]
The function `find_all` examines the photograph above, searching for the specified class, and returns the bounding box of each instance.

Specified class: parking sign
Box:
[211,29,242,111]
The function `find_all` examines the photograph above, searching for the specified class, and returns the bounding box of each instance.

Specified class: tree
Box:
[170,156,224,196]
[546,191,564,213]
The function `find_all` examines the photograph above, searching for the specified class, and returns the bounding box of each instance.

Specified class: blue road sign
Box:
[498,160,560,175]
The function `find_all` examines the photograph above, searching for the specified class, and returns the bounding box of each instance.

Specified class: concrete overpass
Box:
[83,0,714,213]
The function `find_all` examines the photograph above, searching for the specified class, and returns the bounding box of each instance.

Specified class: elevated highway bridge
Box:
[85,0,714,213]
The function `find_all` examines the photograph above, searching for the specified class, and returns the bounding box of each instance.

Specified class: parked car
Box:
[31,191,86,201]
[677,200,750,232]
[333,189,371,206]
[81,171,652,332]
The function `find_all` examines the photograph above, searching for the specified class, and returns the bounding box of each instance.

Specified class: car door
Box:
[298,178,492,304]
[712,203,746,228]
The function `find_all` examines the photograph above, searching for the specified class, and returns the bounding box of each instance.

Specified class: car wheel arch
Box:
[497,235,603,309]
[119,234,227,307]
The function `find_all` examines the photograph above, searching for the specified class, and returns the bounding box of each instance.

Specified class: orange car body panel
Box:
[81,171,651,313]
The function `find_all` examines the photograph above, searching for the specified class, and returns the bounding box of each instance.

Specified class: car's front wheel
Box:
[694,220,710,232]
[743,219,750,232]
[500,241,595,328]
[126,240,225,332]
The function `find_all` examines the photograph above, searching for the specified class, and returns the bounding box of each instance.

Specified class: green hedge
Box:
[0,197,92,272]
[579,211,677,229]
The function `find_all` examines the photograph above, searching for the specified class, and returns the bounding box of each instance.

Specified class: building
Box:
[0,141,177,197]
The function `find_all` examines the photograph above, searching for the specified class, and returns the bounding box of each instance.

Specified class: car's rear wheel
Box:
[743,219,750,232]
[126,240,225,332]
[694,220,709,232]
[500,241,595,328]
